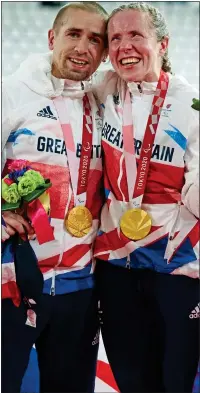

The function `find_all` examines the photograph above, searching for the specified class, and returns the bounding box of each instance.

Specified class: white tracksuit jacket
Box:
[2,52,103,304]
[93,70,199,279]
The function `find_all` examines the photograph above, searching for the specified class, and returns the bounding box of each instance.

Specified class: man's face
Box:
[48,8,107,81]
[108,9,167,82]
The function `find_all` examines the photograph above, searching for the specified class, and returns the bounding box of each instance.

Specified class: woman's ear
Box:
[159,36,169,57]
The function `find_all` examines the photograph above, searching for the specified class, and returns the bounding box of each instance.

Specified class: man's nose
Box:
[75,37,89,54]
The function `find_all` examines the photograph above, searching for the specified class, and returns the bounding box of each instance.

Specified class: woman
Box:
[94,2,199,392]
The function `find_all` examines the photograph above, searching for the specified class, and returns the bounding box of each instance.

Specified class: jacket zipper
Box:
[50,272,56,296]
[50,249,64,296]
[126,254,131,269]
[137,83,142,94]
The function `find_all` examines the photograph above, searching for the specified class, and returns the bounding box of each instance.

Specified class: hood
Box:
[15,52,92,98]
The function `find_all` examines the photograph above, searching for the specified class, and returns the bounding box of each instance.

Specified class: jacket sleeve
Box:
[181,109,199,218]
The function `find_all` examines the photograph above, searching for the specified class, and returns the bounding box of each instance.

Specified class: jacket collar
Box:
[16,52,91,98]
[127,73,173,95]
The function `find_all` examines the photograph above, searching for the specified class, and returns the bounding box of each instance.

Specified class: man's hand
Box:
[2,211,35,240]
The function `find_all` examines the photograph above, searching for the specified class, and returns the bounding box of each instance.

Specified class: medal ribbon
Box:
[53,94,93,207]
[27,196,54,244]
[122,70,169,207]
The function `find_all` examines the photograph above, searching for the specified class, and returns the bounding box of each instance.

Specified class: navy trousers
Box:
[96,260,199,393]
[2,288,99,393]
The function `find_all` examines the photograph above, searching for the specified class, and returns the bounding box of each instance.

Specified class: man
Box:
[93,2,199,392]
[2,2,108,392]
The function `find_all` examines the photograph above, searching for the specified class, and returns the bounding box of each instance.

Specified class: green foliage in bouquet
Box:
[2,160,52,211]
[191,98,200,111]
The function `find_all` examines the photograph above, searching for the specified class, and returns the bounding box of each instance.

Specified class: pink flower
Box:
[8,160,29,172]
[3,177,14,186]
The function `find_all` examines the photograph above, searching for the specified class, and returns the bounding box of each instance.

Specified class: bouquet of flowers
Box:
[2,160,54,245]
[2,160,51,211]
[1,160,51,303]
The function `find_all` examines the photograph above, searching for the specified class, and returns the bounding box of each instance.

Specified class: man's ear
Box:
[48,29,55,51]
[159,36,169,57]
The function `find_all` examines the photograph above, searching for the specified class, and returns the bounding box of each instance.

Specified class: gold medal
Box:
[120,208,152,240]
[65,206,93,238]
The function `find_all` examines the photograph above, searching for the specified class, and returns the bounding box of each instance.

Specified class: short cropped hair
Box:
[53,1,108,32]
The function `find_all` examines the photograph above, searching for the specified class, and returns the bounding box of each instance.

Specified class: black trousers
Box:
[2,288,99,393]
[96,260,199,393]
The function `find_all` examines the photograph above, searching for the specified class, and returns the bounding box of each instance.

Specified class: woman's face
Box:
[108,9,168,82]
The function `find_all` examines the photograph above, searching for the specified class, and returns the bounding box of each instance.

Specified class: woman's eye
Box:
[132,34,143,40]
[111,36,120,42]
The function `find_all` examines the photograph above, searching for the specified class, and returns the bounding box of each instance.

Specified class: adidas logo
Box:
[37,106,57,120]
[92,329,100,346]
[189,303,200,319]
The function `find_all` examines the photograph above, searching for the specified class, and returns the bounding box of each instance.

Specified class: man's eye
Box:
[69,32,79,38]
[90,37,100,44]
